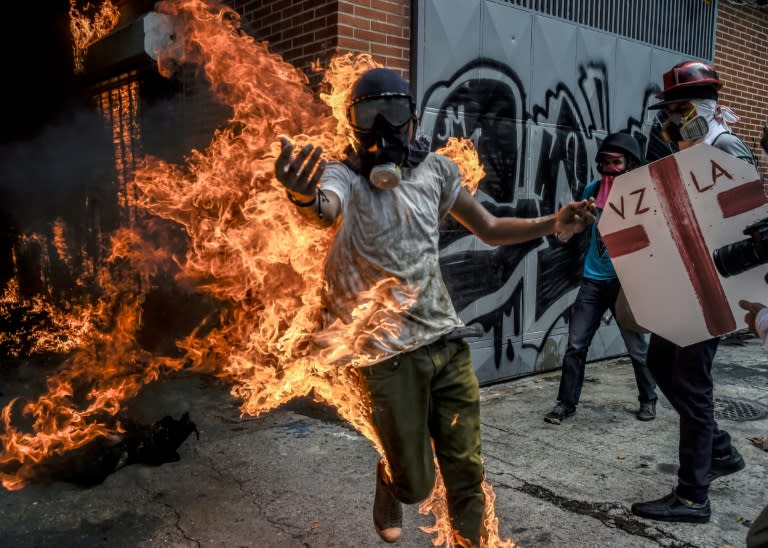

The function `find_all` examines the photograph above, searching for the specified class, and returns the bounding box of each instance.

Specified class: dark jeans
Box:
[557,278,657,408]
[359,337,485,544]
[646,334,734,503]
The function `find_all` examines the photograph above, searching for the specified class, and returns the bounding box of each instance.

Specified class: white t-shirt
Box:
[319,152,463,364]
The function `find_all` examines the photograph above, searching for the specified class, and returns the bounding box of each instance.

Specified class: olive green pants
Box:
[359,337,485,543]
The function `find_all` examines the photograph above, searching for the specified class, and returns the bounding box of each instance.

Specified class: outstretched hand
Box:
[554,199,597,235]
[738,300,766,334]
[274,136,326,200]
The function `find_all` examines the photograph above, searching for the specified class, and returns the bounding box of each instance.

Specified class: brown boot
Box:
[373,460,402,543]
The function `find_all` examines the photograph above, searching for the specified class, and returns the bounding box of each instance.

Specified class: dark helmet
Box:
[595,132,642,169]
[649,60,722,110]
[348,68,416,133]
[350,68,412,103]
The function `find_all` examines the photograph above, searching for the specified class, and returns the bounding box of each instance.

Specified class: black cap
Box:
[350,68,412,104]
[648,84,719,110]
[596,132,642,164]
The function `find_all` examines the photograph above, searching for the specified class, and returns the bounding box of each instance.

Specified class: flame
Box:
[0,237,98,358]
[52,219,72,268]
[436,137,486,195]
[418,455,516,547]
[69,0,121,73]
[1,0,511,545]
[0,223,184,489]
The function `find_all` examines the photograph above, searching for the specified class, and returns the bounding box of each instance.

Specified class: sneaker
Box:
[707,446,745,482]
[636,400,656,421]
[373,460,402,543]
[631,491,711,523]
[544,403,575,425]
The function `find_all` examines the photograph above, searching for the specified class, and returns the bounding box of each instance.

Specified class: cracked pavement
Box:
[0,335,766,547]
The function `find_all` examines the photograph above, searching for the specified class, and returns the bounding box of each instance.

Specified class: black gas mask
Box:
[349,95,417,189]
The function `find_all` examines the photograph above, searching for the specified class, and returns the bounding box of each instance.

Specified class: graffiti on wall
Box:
[420,59,667,374]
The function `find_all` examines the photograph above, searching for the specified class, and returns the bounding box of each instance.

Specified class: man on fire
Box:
[273,67,596,545]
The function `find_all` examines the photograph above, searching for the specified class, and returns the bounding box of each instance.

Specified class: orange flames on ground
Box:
[69,0,120,73]
[0,222,187,489]
[1,0,509,545]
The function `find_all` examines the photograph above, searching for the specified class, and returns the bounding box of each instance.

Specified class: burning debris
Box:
[0,0,506,545]
[3,412,198,487]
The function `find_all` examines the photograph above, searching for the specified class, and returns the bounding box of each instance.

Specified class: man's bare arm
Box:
[449,188,595,246]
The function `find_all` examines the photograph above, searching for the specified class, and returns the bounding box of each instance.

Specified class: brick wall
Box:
[714,2,768,176]
[337,0,411,75]
[234,0,339,84]
[232,0,411,82]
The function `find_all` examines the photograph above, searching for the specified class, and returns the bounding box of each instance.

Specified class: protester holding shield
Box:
[630,60,753,524]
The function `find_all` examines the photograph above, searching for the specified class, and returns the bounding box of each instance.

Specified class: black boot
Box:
[636,400,656,421]
[631,492,711,523]
[544,402,575,425]
[707,446,745,482]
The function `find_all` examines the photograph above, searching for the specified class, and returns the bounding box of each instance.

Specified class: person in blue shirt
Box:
[544,132,657,425]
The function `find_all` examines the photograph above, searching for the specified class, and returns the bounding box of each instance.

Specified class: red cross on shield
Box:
[597,143,768,346]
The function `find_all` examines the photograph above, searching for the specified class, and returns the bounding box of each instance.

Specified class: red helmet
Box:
[649,61,722,110]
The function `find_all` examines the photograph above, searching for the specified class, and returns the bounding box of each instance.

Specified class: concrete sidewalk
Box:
[0,335,766,548]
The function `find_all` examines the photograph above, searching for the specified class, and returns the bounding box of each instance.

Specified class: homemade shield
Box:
[598,143,768,346]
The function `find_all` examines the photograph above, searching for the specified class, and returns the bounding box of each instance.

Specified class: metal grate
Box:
[661,396,768,421]
[497,0,718,60]
[95,72,143,225]
[714,397,768,422]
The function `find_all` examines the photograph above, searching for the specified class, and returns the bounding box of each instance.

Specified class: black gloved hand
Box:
[275,136,326,201]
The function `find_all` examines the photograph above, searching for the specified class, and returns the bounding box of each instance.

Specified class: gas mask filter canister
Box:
[369,162,402,189]
[354,124,411,189]
[659,105,709,143]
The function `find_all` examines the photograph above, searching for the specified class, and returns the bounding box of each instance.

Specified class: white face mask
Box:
[690,99,738,145]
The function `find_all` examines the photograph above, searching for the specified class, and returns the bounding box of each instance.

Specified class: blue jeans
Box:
[557,278,657,408]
